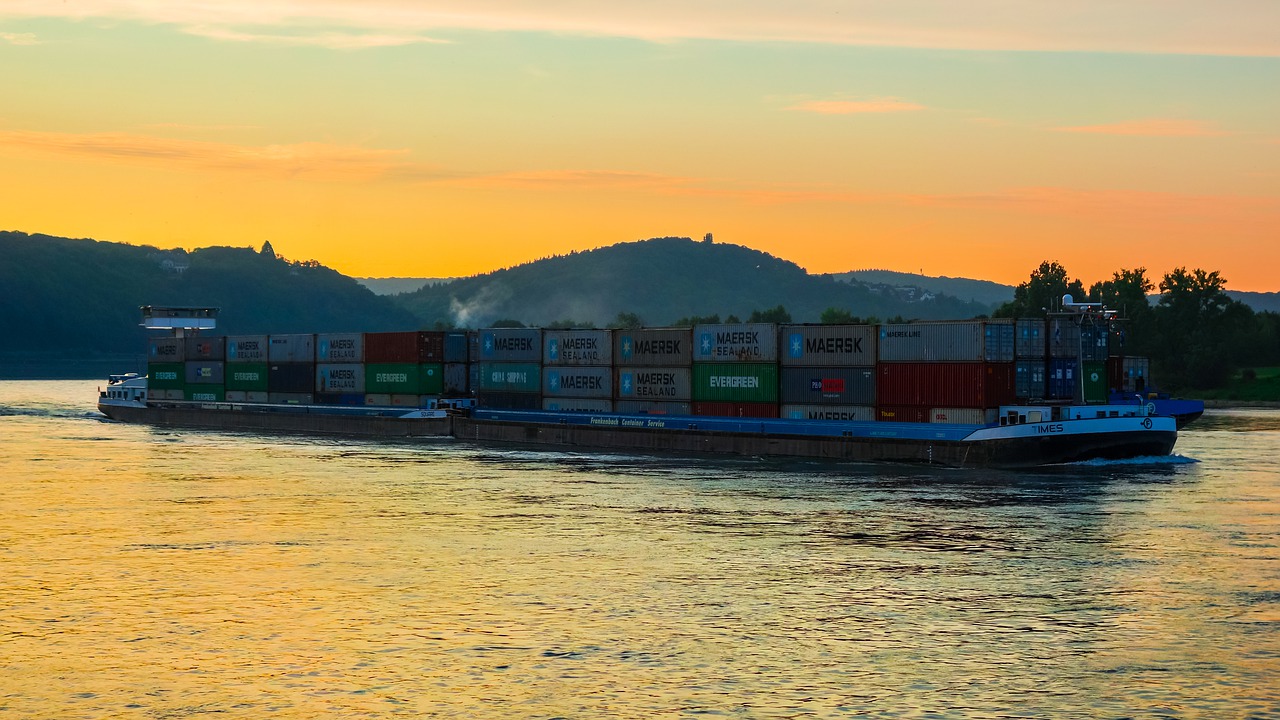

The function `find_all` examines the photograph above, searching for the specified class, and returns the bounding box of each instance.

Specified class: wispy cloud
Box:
[0,129,418,181]
[1,1,1277,56]
[183,24,449,49]
[1054,119,1231,137]
[789,99,925,115]
[0,31,39,45]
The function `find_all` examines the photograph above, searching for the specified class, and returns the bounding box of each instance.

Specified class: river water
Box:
[1,380,1277,718]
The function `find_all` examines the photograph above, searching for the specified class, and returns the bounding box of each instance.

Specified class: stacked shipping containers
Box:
[779,324,877,421]
[268,334,315,404]
[542,329,614,412]
[146,337,185,400]
[1015,319,1046,401]
[315,332,365,405]
[363,331,463,407]
[614,328,693,415]
[184,335,226,402]
[691,323,779,418]
[471,328,543,409]
[876,320,1015,424]
[225,335,269,402]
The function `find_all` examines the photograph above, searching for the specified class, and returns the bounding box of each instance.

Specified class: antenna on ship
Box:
[140,306,219,339]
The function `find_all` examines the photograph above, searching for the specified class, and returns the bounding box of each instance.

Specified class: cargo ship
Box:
[96,306,1182,468]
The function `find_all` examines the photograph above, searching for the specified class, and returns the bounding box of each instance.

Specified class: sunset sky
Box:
[2,2,1278,290]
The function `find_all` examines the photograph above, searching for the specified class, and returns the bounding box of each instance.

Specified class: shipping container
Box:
[470,328,543,363]
[443,363,469,396]
[184,360,225,385]
[983,320,1016,362]
[543,366,612,399]
[268,362,315,393]
[476,391,542,410]
[443,332,469,363]
[269,334,315,363]
[267,392,313,405]
[691,362,779,403]
[1080,323,1110,362]
[542,398,615,413]
[876,406,931,423]
[779,324,877,367]
[314,392,366,406]
[878,321,1012,363]
[147,337,185,362]
[614,328,692,366]
[225,363,269,392]
[1082,360,1108,404]
[151,389,184,401]
[364,363,441,395]
[317,333,364,363]
[780,404,875,422]
[1047,358,1079,400]
[1015,319,1046,359]
[147,362,184,390]
[1015,359,1046,400]
[226,335,269,363]
[876,362,1016,408]
[615,367,692,402]
[544,329,613,366]
[692,323,779,363]
[779,367,876,406]
[614,400,692,416]
[691,401,779,418]
[225,390,269,403]
[183,386,225,402]
[364,394,392,406]
[390,394,426,407]
[1118,356,1151,394]
[929,408,997,424]
[185,335,225,361]
[474,362,542,393]
[316,363,365,394]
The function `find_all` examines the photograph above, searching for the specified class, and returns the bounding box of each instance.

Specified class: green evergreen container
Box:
[691,363,779,403]
[225,363,269,392]
[1082,360,1108,404]
[184,386,226,402]
[148,363,184,390]
[419,364,444,395]
[365,363,421,395]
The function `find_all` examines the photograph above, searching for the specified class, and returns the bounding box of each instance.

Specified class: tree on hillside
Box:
[748,305,791,323]
[608,312,644,329]
[994,261,1087,318]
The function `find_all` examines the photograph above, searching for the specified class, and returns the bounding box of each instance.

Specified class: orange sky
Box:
[1,3,1278,290]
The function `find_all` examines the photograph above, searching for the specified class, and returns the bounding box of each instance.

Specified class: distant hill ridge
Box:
[391,236,994,327]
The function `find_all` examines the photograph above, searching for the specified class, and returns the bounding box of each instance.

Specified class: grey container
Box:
[615,400,692,416]
[542,397,615,413]
[983,320,1015,363]
[226,335,269,363]
[184,360,225,385]
[781,404,875,422]
[779,367,876,405]
[780,325,877,366]
[544,329,613,366]
[316,363,365,394]
[615,367,692,402]
[692,323,778,363]
[269,334,316,363]
[147,337,185,362]
[185,336,226,361]
[1015,319,1046,359]
[225,390,269,403]
[614,328,693,366]
[443,363,469,396]
[543,366,613,399]
[1015,359,1046,399]
[470,328,543,363]
[317,333,364,363]
[878,321,985,363]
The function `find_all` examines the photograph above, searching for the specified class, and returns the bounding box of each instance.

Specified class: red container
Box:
[876,362,1016,408]
[364,331,447,363]
[876,406,931,423]
[691,401,779,418]
[1106,355,1125,393]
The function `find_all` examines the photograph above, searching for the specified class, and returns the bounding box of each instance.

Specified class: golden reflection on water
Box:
[2,383,1279,717]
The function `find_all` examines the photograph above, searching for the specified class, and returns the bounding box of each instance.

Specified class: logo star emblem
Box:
[622,373,632,394]
[790,335,802,357]
[700,333,712,354]
[621,337,632,357]
[549,339,559,360]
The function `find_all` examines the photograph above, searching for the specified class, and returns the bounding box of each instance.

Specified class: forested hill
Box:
[0,231,418,357]
[392,237,994,327]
